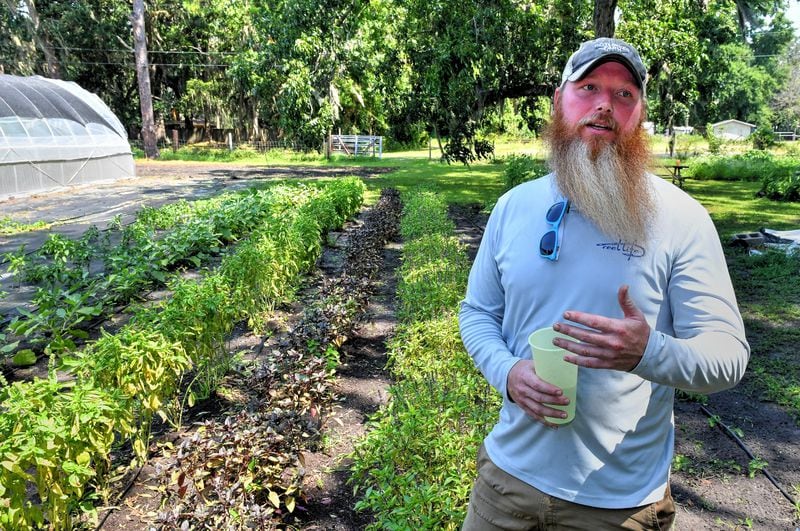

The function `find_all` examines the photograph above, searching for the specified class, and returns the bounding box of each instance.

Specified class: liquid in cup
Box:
[528,327,578,424]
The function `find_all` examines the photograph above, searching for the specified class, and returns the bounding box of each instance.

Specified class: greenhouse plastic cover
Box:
[0,74,134,199]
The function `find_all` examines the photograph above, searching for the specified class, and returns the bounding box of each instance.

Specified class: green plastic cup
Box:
[528,327,578,424]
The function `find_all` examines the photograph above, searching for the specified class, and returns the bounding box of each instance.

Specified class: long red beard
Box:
[543,105,656,244]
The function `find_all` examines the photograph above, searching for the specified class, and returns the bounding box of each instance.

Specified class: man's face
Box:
[553,61,644,147]
[545,60,654,244]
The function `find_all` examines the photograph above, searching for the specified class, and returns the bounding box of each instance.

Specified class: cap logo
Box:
[593,42,630,54]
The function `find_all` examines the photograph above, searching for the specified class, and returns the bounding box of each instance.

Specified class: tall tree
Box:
[401,0,591,144]
[132,0,159,159]
[2,0,59,77]
[594,0,618,37]
[772,38,800,131]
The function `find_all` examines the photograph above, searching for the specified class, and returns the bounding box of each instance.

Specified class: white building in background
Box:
[710,119,756,140]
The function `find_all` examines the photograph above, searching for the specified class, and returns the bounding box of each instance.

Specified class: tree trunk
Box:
[132,0,159,159]
[434,124,445,163]
[593,0,618,38]
[251,101,260,141]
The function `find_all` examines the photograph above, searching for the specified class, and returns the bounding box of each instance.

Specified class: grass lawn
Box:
[681,178,800,419]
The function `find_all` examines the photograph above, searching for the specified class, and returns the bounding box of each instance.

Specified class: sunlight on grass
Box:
[683,180,800,237]
[364,159,506,206]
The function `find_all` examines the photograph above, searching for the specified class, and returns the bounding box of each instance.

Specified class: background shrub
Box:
[758,170,800,201]
[501,154,549,190]
[690,151,796,182]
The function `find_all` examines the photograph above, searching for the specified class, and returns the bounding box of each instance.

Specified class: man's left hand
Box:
[552,285,649,372]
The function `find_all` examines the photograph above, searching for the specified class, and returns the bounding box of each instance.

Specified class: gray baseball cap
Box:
[561,38,647,92]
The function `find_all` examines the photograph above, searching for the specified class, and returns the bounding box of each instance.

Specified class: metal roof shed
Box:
[0,74,134,200]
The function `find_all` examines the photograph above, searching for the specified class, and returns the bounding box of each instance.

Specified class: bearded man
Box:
[459,38,749,530]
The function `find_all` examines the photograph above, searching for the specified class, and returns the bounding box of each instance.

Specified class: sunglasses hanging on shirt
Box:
[539,200,570,261]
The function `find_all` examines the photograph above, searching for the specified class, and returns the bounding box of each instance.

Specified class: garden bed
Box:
[2,163,799,530]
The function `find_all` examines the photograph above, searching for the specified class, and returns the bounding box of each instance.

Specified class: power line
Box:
[5,58,233,67]
[51,46,242,55]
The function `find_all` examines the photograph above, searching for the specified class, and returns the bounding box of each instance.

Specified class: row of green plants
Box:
[0,217,50,235]
[687,151,800,201]
[350,190,501,529]
[2,184,311,364]
[152,188,403,528]
[0,178,366,530]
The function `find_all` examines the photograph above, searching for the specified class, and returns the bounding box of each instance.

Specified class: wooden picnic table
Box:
[667,163,689,188]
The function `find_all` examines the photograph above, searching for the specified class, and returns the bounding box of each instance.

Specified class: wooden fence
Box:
[328,134,383,158]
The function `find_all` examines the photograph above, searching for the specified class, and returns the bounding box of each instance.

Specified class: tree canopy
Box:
[1,0,796,148]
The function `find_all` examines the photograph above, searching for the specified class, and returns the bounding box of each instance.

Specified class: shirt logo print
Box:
[597,240,645,260]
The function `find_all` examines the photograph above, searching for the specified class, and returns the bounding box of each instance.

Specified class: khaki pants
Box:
[462,445,675,531]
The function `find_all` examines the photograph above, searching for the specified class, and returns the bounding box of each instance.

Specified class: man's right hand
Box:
[507,360,570,427]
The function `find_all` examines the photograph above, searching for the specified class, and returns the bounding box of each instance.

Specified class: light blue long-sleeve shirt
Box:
[459,173,749,508]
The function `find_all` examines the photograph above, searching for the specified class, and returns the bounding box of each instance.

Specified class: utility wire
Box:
[52,46,241,55]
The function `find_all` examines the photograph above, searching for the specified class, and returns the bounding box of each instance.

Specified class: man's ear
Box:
[553,87,561,113]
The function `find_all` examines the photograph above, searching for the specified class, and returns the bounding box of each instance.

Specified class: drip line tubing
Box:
[699,404,798,508]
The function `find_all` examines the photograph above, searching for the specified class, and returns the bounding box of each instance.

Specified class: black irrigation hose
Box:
[95,464,145,531]
[699,404,799,508]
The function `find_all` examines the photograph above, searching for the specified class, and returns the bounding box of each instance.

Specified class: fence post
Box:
[227,132,233,151]
[172,129,179,153]
[326,133,331,160]
[354,134,359,156]
[378,136,383,159]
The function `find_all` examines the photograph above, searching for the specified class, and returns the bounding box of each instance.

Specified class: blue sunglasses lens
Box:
[546,201,567,223]
[540,230,557,256]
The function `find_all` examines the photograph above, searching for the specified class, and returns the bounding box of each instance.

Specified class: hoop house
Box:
[0,74,134,200]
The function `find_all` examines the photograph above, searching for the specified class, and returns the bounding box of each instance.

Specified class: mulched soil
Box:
[93,198,399,530]
[3,162,799,530]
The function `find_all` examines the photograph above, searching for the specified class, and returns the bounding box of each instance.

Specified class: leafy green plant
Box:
[501,153,549,190]
[139,273,235,402]
[397,230,469,323]
[751,124,776,150]
[62,328,192,460]
[0,217,49,235]
[675,389,710,405]
[0,377,133,530]
[8,285,103,357]
[400,190,454,240]
[3,246,28,287]
[706,124,723,155]
[690,151,797,184]
[672,453,694,473]
[747,457,768,478]
[758,170,800,201]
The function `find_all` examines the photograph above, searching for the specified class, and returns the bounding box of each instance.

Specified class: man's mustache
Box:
[578,113,617,131]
